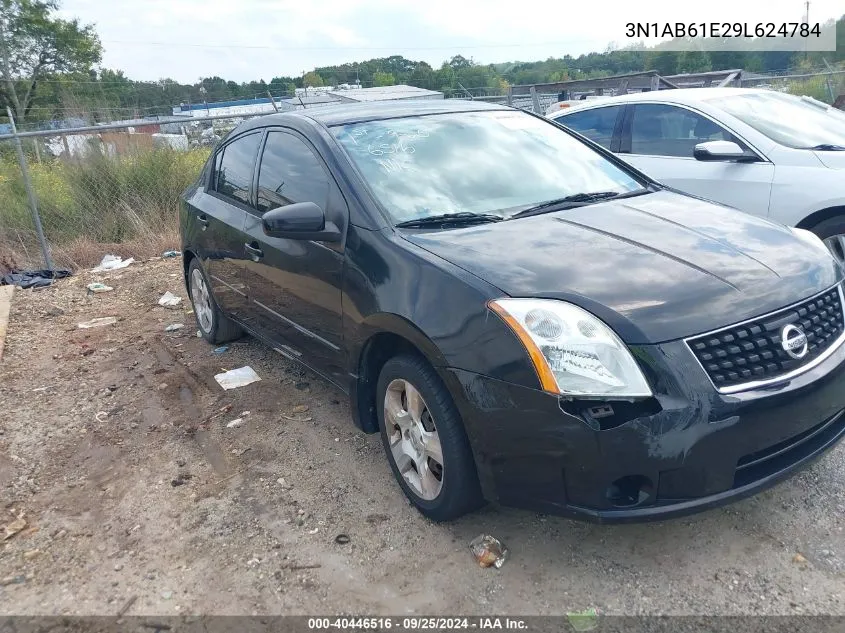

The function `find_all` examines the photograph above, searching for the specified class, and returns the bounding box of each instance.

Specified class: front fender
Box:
[342,226,542,390]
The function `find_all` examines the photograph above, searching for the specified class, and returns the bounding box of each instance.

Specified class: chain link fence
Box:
[739,69,845,103]
[0,113,266,272]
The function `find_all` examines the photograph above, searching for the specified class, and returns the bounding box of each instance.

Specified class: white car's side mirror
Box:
[694,140,756,162]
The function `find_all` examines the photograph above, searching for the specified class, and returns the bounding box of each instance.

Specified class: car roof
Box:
[236,99,511,131]
[554,87,770,113]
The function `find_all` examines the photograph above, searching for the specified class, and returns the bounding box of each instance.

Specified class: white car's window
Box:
[331,110,644,223]
[629,104,740,158]
[555,105,622,150]
[711,91,845,150]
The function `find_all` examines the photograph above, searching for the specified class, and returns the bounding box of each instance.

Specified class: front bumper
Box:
[443,336,845,523]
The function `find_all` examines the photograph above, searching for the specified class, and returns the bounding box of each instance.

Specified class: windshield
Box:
[710,91,845,149]
[331,110,644,224]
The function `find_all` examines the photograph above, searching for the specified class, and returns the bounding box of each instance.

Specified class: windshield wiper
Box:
[510,190,639,219]
[394,212,503,229]
[808,144,845,151]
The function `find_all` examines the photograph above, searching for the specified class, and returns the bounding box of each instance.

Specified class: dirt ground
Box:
[1,257,844,616]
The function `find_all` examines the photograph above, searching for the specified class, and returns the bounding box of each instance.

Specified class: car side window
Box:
[256,131,329,214]
[630,104,739,158]
[558,106,621,150]
[214,132,262,205]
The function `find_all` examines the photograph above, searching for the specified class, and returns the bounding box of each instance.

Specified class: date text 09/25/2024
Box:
[625,22,822,39]
[307,618,529,630]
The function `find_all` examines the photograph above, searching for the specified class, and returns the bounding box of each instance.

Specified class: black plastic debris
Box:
[1,269,72,289]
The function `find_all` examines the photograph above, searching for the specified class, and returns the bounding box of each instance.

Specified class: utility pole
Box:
[7,107,54,271]
[803,1,810,63]
[266,90,279,112]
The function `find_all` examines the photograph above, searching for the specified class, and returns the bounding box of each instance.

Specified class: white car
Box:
[548,88,845,263]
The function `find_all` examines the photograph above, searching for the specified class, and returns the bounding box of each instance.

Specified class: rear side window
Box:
[629,104,739,158]
[214,132,262,205]
[558,106,621,150]
[255,131,328,214]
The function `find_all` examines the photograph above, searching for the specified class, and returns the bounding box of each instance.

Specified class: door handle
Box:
[245,243,264,261]
[197,214,209,230]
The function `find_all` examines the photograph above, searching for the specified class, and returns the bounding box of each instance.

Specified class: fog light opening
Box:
[606,475,654,508]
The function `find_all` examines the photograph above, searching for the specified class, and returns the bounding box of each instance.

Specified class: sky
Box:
[57,0,843,84]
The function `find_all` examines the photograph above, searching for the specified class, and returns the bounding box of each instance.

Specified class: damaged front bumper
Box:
[443,337,845,523]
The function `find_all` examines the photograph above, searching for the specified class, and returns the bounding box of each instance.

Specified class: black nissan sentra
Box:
[180,100,845,522]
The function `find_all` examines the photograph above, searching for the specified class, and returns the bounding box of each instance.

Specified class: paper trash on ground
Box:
[78,317,118,329]
[215,366,261,390]
[158,291,182,308]
[86,283,113,293]
[91,255,134,273]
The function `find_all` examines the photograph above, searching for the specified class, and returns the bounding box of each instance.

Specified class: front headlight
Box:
[489,298,652,399]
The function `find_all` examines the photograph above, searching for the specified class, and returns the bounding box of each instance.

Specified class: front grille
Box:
[687,284,845,390]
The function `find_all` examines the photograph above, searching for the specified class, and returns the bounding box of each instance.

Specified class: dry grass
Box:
[0,145,207,273]
[0,229,179,273]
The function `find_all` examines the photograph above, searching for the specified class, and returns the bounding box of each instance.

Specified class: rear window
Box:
[214,132,262,205]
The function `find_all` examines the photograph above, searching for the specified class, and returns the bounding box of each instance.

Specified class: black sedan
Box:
[180,100,845,522]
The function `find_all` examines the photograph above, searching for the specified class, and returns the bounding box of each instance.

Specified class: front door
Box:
[241,129,347,385]
[621,103,775,218]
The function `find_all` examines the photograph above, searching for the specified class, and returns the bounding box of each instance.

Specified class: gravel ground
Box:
[0,257,844,616]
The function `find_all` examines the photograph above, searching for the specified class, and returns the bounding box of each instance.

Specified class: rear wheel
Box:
[376,354,484,521]
[187,259,242,345]
[810,215,845,266]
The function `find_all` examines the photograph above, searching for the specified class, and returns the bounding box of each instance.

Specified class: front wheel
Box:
[376,354,484,521]
[810,215,845,266]
[187,258,242,345]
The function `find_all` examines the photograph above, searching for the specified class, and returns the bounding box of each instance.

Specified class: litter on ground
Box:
[91,255,134,273]
[1,269,72,289]
[158,291,182,308]
[469,534,509,569]
[86,283,113,293]
[165,323,185,332]
[214,366,261,390]
[77,317,119,329]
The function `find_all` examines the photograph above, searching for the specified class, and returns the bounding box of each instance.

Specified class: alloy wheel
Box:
[383,378,444,500]
[190,268,214,334]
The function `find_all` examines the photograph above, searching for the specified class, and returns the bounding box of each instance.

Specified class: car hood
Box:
[403,190,843,344]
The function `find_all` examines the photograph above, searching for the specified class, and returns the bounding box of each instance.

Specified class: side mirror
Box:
[262,202,341,242]
[694,140,758,163]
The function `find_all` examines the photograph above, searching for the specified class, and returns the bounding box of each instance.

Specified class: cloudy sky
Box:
[58,0,843,83]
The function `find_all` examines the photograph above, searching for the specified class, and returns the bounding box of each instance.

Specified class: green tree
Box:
[677,49,712,73]
[372,71,395,87]
[0,0,101,123]
[647,50,679,76]
[302,71,324,88]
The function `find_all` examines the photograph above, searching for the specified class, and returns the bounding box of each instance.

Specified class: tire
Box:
[376,354,484,521]
[809,215,845,263]
[187,258,242,345]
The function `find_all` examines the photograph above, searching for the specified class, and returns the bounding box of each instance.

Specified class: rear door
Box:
[194,131,263,318]
[620,103,774,216]
[241,129,348,385]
